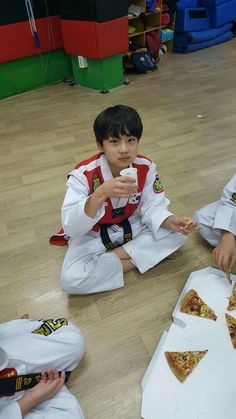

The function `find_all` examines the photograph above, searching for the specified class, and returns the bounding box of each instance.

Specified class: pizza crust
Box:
[165,352,186,383]
[180,289,197,311]
[227,283,236,311]
[225,313,236,348]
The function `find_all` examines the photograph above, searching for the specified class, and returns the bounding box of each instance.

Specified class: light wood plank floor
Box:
[1,39,236,418]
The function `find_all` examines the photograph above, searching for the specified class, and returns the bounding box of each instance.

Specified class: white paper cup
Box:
[0,347,8,370]
[120,167,138,184]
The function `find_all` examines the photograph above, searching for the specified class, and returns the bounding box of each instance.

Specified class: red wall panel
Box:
[0,16,63,64]
[61,16,128,59]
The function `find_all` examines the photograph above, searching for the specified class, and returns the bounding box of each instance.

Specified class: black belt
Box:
[0,371,71,396]
[100,219,132,250]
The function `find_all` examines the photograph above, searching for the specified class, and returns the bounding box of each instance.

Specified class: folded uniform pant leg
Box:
[60,236,124,294]
[123,228,187,274]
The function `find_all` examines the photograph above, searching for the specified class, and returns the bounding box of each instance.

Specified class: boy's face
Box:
[97,134,139,175]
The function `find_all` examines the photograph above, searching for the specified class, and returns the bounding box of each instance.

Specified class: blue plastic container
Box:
[161,29,174,41]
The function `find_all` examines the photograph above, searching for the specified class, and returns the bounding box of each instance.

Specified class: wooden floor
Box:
[1,39,236,418]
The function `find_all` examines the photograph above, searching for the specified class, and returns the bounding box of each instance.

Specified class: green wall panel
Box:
[0,49,72,100]
[71,54,124,90]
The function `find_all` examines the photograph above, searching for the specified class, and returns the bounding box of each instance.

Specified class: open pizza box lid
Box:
[141,322,236,419]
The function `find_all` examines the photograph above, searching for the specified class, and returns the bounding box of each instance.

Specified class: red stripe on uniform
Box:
[74,152,103,169]
[136,154,152,163]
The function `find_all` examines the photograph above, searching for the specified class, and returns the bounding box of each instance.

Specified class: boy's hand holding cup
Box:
[120,167,138,184]
[119,167,138,198]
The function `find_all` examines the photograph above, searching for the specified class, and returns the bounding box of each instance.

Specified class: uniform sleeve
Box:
[23,387,84,419]
[0,402,22,419]
[138,162,173,238]
[213,174,236,236]
[0,320,36,339]
[0,389,84,419]
[1,319,84,373]
[61,169,105,238]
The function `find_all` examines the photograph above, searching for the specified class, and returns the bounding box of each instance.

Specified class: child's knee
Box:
[60,262,94,294]
[67,323,85,361]
[193,209,202,226]
[61,253,123,294]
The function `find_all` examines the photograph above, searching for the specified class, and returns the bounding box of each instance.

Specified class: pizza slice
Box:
[227,283,236,311]
[165,350,208,383]
[180,289,217,321]
[225,313,236,348]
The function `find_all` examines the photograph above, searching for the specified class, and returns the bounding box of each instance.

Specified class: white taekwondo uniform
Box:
[0,318,85,419]
[194,174,236,246]
[60,152,187,294]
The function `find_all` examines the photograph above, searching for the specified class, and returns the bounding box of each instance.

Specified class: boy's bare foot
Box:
[111,246,136,273]
[20,314,29,319]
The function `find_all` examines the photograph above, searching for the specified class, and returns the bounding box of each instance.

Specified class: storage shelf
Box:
[128,10,161,20]
[127,1,175,52]
[129,25,162,37]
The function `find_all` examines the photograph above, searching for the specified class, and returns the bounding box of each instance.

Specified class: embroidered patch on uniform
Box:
[92,172,101,192]
[32,318,68,336]
[230,193,236,205]
[153,175,164,193]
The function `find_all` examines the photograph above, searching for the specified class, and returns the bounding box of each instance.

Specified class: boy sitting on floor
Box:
[60,105,197,294]
[0,314,85,419]
[195,173,236,274]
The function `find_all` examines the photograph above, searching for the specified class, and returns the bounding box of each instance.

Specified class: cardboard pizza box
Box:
[141,322,236,419]
[172,267,236,340]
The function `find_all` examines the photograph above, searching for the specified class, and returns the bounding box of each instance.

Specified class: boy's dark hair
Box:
[93,105,143,145]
